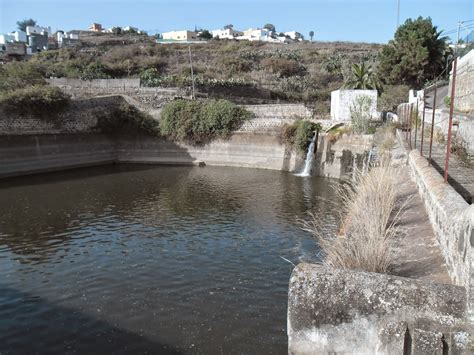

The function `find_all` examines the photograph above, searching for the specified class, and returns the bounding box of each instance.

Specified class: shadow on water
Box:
[0,287,183,355]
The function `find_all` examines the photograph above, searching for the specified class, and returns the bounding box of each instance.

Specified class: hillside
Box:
[7,33,382,112]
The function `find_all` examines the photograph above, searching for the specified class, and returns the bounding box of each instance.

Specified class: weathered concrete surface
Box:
[405,144,474,320]
[0,132,306,179]
[288,264,470,354]
[386,136,452,284]
[315,134,373,181]
[330,89,378,121]
[450,49,474,113]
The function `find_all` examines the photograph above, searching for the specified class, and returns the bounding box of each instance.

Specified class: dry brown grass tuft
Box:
[300,163,403,273]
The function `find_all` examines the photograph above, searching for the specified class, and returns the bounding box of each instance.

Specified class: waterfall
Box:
[296,132,318,177]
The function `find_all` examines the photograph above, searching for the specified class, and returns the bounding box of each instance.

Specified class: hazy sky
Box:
[0,0,473,43]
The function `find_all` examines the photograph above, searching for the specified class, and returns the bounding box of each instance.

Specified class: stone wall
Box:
[46,78,141,89]
[244,104,312,119]
[288,264,470,354]
[402,133,474,320]
[0,96,123,135]
[450,49,474,113]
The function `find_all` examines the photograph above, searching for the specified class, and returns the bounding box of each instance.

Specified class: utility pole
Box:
[188,45,195,100]
[456,21,462,55]
[396,0,401,28]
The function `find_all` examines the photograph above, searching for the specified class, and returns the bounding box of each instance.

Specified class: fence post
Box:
[405,104,409,141]
[428,86,437,166]
[420,102,426,156]
[408,104,413,149]
[444,57,458,183]
[414,98,419,149]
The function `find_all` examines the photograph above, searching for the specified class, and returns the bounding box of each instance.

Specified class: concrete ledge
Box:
[405,146,474,320]
[288,263,470,354]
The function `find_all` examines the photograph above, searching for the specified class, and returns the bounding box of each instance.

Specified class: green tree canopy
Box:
[309,31,315,42]
[263,24,276,32]
[16,18,36,32]
[377,16,449,88]
[198,30,212,40]
[344,62,380,91]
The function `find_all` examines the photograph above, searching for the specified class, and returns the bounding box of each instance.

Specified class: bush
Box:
[261,57,306,77]
[444,96,451,108]
[97,103,160,135]
[0,61,45,92]
[300,163,403,273]
[350,95,373,134]
[0,85,70,118]
[378,85,410,112]
[282,119,322,152]
[159,99,253,144]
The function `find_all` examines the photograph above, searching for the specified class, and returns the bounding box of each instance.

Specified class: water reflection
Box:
[0,165,339,354]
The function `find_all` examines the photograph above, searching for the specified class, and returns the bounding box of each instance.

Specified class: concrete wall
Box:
[288,264,469,354]
[451,49,474,113]
[0,132,304,179]
[403,134,474,320]
[244,104,312,119]
[315,134,373,180]
[330,89,377,121]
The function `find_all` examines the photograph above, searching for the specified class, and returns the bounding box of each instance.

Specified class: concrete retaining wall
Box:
[0,132,304,179]
[288,264,469,354]
[405,142,474,320]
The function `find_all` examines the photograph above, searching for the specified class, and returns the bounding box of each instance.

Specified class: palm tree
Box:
[309,31,314,42]
[344,63,380,91]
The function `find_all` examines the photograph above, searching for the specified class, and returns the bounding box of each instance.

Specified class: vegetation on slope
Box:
[160,99,253,144]
[281,120,322,152]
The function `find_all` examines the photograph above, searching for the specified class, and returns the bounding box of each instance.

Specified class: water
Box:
[296,133,317,177]
[0,165,339,354]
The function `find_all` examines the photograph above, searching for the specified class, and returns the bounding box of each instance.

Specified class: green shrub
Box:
[160,99,253,144]
[378,85,410,112]
[444,96,451,108]
[0,61,45,92]
[350,95,373,134]
[282,120,322,152]
[96,103,160,135]
[0,85,70,118]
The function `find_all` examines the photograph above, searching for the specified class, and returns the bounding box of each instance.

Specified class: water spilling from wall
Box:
[296,132,318,177]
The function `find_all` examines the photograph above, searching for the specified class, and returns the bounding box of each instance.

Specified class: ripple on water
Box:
[0,165,339,354]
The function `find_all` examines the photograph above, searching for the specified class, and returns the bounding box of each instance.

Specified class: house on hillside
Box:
[89,23,103,32]
[26,25,51,36]
[236,28,270,42]
[211,28,243,40]
[161,30,198,42]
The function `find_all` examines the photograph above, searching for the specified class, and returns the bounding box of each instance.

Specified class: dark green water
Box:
[0,165,339,354]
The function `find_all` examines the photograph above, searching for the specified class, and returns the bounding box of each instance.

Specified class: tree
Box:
[344,63,380,91]
[224,24,233,30]
[309,30,315,42]
[263,24,276,32]
[112,27,122,35]
[17,18,36,32]
[377,16,448,88]
[198,30,212,40]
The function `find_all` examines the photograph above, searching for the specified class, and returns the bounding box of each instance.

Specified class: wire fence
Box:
[397,53,474,204]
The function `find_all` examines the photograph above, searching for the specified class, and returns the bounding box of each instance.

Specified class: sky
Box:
[0,0,473,43]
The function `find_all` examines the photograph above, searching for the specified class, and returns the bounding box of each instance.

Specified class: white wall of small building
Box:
[331,89,378,121]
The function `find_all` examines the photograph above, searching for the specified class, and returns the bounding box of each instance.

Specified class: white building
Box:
[26,25,51,36]
[0,34,14,45]
[330,89,378,121]
[236,28,270,42]
[162,30,198,41]
[211,28,243,40]
[11,31,27,42]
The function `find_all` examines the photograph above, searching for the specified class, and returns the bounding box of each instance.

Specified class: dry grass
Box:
[300,161,403,273]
